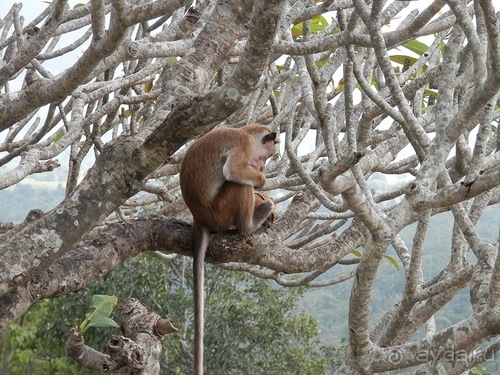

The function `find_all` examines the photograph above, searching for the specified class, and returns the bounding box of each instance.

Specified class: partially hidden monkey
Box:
[179,124,278,375]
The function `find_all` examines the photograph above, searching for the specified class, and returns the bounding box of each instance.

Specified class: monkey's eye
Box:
[262,132,277,144]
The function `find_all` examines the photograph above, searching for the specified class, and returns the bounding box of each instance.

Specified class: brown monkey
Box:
[179,124,277,375]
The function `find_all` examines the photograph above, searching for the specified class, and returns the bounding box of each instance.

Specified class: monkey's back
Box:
[179,127,257,231]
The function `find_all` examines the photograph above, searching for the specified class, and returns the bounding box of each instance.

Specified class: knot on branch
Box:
[155,317,178,337]
[405,182,420,196]
[24,69,40,86]
[108,335,146,370]
[34,159,60,173]
[404,182,432,210]
[127,41,140,58]
[184,7,202,31]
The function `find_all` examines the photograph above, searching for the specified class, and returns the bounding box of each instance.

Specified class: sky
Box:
[0,1,493,185]
[1,1,51,24]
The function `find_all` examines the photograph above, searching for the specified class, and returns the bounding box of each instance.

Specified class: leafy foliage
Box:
[4,254,343,374]
[2,301,94,374]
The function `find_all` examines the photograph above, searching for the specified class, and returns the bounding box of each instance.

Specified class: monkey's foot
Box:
[254,192,276,225]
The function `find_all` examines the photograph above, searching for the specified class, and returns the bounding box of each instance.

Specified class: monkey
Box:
[179,124,278,375]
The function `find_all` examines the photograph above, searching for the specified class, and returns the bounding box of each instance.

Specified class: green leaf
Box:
[389,55,418,67]
[292,15,329,38]
[73,3,86,8]
[402,39,429,56]
[54,132,64,142]
[423,88,438,99]
[88,315,120,329]
[144,80,153,93]
[383,255,399,270]
[79,295,118,334]
[90,294,117,317]
[351,251,399,269]
[351,249,362,257]
[291,24,302,38]
[316,57,330,68]
[310,15,329,33]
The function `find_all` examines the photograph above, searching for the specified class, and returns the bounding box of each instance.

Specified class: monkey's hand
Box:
[254,192,276,226]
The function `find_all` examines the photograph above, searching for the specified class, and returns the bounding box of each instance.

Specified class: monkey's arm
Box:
[223,150,266,188]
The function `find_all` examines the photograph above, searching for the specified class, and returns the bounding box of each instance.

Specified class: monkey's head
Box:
[242,124,278,172]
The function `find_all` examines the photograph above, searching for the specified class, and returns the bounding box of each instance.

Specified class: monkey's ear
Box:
[262,132,277,143]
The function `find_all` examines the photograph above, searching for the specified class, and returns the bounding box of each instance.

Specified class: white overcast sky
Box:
[0,0,492,184]
[1,1,52,24]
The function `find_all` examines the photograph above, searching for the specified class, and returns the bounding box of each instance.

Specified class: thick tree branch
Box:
[0,205,366,330]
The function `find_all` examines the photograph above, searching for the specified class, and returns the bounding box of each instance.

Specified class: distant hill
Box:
[0,162,71,221]
[298,204,500,349]
[1,171,498,372]
[0,182,65,221]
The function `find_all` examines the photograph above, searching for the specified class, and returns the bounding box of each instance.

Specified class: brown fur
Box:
[179,124,277,375]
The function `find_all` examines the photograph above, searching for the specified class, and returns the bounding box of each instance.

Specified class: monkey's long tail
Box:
[193,224,210,375]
